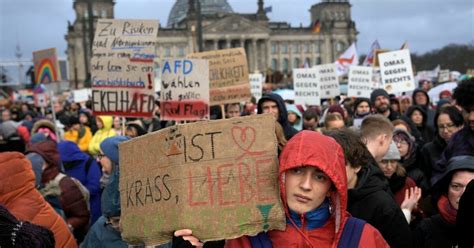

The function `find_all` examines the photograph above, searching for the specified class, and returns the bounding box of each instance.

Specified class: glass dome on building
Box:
[167,0,234,27]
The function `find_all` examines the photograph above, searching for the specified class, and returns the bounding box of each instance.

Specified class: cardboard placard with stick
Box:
[119,114,286,246]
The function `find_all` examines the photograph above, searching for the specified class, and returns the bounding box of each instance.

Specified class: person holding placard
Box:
[175,131,389,247]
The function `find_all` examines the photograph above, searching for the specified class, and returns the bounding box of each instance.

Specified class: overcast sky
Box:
[1,0,473,61]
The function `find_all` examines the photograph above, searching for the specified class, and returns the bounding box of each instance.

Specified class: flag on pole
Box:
[311,20,321,33]
[362,40,381,66]
[335,42,358,76]
[264,6,272,14]
[400,41,408,50]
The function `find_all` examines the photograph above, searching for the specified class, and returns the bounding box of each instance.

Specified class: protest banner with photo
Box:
[293,68,320,105]
[119,114,286,245]
[188,48,251,106]
[347,66,373,98]
[315,64,340,99]
[438,69,450,83]
[33,48,61,84]
[378,49,415,94]
[91,19,159,117]
[249,73,264,102]
[160,59,210,121]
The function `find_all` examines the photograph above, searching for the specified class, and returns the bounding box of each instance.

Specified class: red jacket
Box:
[0,152,77,248]
[226,131,389,248]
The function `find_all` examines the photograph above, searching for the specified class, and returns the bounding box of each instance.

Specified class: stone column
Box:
[239,39,244,48]
[252,39,258,73]
[226,39,231,48]
[214,39,219,50]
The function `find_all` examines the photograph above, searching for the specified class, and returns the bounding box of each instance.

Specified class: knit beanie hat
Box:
[382,141,401,160]
[370,88,390,103]
[327,104,345,118]
[100,136,130,165]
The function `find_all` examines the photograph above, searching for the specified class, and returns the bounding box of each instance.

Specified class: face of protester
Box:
[53,102,62,113]
[21,104,29,113]
[394,137,409,158]
[303,118,317,130]
[97,149,112,175]
[1,110,11,122]
[96,117,104,129]
[226,104,241,118]
[125,127,138,138]
[261,100,279,120]
[356,102,370,115]
[410,110,424,126]
[287,112,298,124]
[437,113,463,142]
[378,160,398,178]
[448,171,474,210]
[325,119,345,130]
[377,134,392,162]
[285,166,332,214]
[113,117,121,129]
[374,96,390,114]
[415,92,428,106]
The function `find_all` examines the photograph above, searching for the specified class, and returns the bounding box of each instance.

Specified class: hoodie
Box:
[257,94,298,140]
[412,89,436,129]
[225,131,388,248]
[88,116,117,155]
[405,105,435,144]
[286,104,303,131]
[58,141,102,225]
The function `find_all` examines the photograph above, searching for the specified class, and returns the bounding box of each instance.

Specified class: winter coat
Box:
[432,126,474,185]
[414,214,458,248]
[286,104,303,131]
[28,140,91,241]
[0,152,77,248]
[80,216,128,248]
[257,93,298,140]
[226,131,388,248]
[64,125,93,153]
[58,141,102,225]
[405,105,435,145]
[412,89,436,129]
[421,134,446,180]
[388,175,417,206]
[347,163,413,248]
[88,116,117,155]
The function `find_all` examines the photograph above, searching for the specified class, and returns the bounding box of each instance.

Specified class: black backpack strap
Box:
[338,217,366,248]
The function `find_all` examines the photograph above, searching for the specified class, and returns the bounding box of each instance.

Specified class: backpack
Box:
[55,173,91,212]
[248,217,366,248]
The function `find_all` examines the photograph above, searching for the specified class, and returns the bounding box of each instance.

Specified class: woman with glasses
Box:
[421,106,464,181]
[414,156,474,248]
[393,129,430,197]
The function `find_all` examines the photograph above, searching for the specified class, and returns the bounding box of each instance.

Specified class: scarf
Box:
[437,195,457,224]
[287,198,330,231]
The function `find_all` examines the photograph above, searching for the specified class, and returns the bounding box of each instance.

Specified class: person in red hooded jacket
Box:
[175,131,388,248]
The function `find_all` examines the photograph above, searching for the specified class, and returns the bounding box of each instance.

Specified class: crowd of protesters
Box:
[0,76,473,248]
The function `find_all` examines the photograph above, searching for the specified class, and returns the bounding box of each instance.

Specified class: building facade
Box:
[65,0,357,88]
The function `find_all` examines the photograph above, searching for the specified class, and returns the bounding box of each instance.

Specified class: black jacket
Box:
[257,93,298,140]
[414,214,458,248]
[412,88,436,129]
[348,164,413,248]
[421,135,446,181]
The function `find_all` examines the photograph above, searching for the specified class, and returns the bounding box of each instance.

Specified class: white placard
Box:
[438,70,450,83]
[73,88,91,103]
[379,49,415,94]
[348,66,373,98]
[293,68,320,106]
[249,73,264,102]
[315,64,340,99]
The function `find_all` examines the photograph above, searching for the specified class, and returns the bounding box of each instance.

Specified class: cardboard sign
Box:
[249,73,264,102]
[160,59,210,121]
[188,48,251,105]
[347,66,373,98]
[315,64,340,99]
[293,68,320,105]
[91,19,159,117]
[379,49,415,94]
[119,114,286,246]
[33,48,60,84]
[373,49,390,68]
[438,69,450,83]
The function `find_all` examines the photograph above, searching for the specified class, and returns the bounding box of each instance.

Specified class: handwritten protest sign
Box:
[188,48,251,105]
[293,68,320,105]
[160,59,210,121]
[379,49,415,94]
[91,19,159,117]
[33,48,60,84]
[315,64,340,99]
[119,114,286,246]
[438,69,450,83]
[348,66,374,98]
[249,73,264,102]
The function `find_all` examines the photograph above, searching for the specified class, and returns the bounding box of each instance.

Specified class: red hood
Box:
[279,131,349,244]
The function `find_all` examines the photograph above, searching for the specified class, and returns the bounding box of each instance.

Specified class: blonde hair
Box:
[360,114,394,140]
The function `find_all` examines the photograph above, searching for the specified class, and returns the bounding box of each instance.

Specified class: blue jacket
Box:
[81,216,128,248]
[58,140,102,225]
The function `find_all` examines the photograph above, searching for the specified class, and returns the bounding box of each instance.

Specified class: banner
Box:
[33,48,60,84]
[249,73,264,102]
[119,114,286,245]
[188,48,251,105]
[347,66,373,98]
[91,19,159,117]
[160,59,210,121]
[315,64,340,99]
[378,49,415,94]
[335,43,358,76]
[293,68,320,105]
